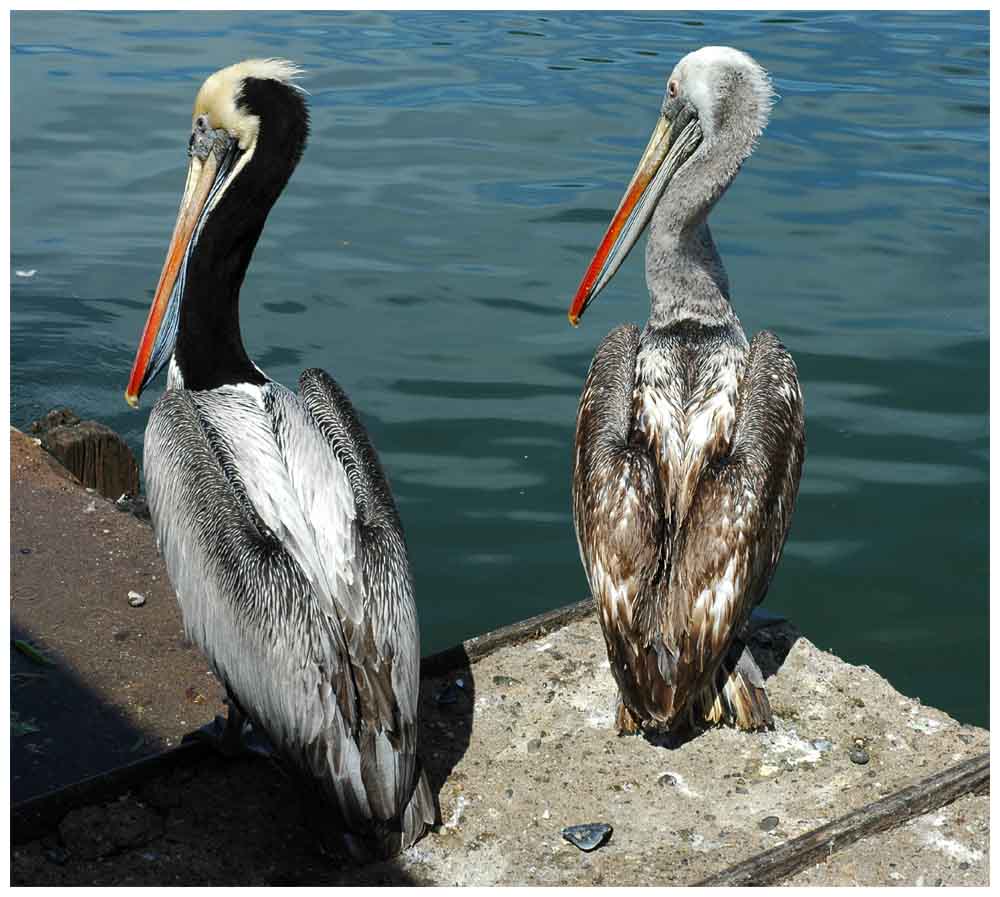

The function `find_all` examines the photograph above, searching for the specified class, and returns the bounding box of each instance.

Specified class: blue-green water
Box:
[11,11,988,726]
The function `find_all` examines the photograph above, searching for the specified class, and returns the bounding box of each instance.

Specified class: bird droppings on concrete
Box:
[444,795,468,830]
[915,815,984,866]
[762,729,824,766]
[788,792,988,887]
[909,715,944,735]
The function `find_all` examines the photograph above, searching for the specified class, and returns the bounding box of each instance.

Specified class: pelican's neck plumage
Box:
[645,218,733,329]
[644,49,772,330]
[173,76,308,392]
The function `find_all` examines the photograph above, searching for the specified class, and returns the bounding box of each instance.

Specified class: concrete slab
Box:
[11,600,989,885]
[785,791,989,887]
[10,427,225,801]
[399,615,989,886]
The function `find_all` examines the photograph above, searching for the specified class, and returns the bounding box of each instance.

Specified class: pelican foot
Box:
[183,714,240,757]
[614,695,642,736]
[183,706,275,760]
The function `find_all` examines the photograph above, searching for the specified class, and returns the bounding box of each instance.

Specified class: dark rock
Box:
[849,747,870,765]
[116,493,151,522]
[561,822,612,852]
[44,846,69,866]
[758,815,780,831]
[657,773,677,787]
[32,409,140,500]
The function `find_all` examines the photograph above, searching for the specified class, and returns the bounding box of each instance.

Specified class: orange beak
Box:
[568,115,682,326]
[124,150,222,407]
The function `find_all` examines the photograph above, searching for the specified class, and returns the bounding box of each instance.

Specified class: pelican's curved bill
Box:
[567,114,701,326]
[125,146,229,407]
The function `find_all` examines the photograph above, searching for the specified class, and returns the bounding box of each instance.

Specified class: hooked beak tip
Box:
[567,310,580,328]
[124,391,140,409]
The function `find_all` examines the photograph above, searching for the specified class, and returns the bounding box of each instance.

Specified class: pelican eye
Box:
[195,114,210,131]
[668,79,679,99]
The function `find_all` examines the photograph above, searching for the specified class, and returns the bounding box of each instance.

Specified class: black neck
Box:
[173,77,308,391]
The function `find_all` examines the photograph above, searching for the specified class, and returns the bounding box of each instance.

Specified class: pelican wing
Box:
[572,325,673,716]
[145,377,428,848]
[144,386,363,780]
[662,330,805,718]
[298,368,432,837]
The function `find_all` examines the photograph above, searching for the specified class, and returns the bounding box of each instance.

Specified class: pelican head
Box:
[567,46,773,326]
[125,59,307,407]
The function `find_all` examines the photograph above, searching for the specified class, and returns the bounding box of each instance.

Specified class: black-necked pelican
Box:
[125,59,434,859]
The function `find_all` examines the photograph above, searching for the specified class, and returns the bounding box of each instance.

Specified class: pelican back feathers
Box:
[572,322,804,733]
[145,375,434,859]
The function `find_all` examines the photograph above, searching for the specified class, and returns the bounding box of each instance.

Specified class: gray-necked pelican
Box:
[125,59,434,859]
[568,47,806,736]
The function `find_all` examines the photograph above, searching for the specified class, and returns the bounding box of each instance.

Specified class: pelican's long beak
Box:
[125,146,226,408]
[567,113,701,326]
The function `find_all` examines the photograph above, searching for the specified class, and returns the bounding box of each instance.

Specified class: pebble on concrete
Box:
[562,823,613,852]
[758,815,780,832]
[849,747,871,765]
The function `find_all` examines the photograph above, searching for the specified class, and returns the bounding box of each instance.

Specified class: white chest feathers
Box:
[632,344,742,526]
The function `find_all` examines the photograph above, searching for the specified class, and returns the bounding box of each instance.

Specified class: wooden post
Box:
[31,409,140,500]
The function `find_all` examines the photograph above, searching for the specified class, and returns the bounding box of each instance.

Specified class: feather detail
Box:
[573,320,804,734]
[145,373,432,860]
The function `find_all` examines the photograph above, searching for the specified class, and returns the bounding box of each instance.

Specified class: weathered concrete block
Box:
[31,408,140,500]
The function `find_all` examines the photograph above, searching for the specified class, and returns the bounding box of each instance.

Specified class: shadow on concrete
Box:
[11,621,165,803]
[746,613,801,680]
[11,623,484,885]
[418,646,477,816]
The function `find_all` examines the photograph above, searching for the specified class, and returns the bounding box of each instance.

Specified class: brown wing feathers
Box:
[574,325,804,734]
[662,330,804,729]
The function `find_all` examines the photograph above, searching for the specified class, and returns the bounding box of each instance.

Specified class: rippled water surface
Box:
[11,11,988,725]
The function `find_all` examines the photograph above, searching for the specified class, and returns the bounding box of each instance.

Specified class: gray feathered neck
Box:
[645,47,774,330]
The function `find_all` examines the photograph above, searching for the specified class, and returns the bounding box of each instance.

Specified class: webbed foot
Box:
[183,702,275,759]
